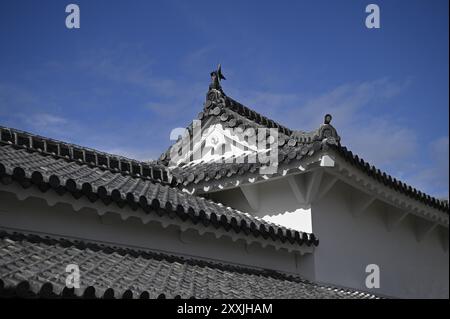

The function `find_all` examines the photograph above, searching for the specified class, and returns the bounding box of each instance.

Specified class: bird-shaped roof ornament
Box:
[209,64,226,91]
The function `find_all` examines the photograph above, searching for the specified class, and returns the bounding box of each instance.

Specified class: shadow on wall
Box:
[205,177,313,233]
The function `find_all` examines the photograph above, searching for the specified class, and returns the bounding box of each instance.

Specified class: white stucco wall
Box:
[206,170,449,299]
[1,165,448,298]
[206,178,313,233]
[311,182,449,299]
[0,187,308,277]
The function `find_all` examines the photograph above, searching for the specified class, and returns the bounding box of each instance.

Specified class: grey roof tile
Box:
[0,142,318,247]
[160,83,448,213]
[0,232,380,299]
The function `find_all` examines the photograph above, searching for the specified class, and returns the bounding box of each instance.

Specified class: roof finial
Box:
[324,114,332,125]
[209,64,226,91]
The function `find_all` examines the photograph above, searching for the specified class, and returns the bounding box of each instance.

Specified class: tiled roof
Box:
[158,91,338,166]
[170,144,449,214]
[0,133,319,247]
[160,77,449,213]
[202,95,294,136]
[0,125,171,184]
[170,138,332,187]
[0,232,379,299]
[334,145,449,213]
[161,87,340,189]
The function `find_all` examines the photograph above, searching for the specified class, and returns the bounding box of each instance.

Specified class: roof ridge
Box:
[161,68,448,212]
[158,81,341,167]
[0,125,172,185]
[205,65,294,134]
[224,95,293,134]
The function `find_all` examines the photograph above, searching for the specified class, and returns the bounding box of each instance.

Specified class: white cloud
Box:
[405,136,449,198]
[227,78,450,196]
[229,76,448,197]
[2,54,444,197]
[232,78,416,166]
[0,83,38,116]
[26,113,67,127]
[77,45,206,125]
[285,78,410,130]
[341,119,417,167]
[11,111,162,162]
[77,46,179,98]
[182,45,216,71]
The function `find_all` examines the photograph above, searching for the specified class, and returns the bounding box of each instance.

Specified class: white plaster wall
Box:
[207,172,449,298]
[2,172,447,298]
[207,178,313,233]
[0,189,305,277]
[311,182,449,299]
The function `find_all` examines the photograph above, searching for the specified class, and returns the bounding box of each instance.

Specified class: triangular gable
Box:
[160,66,448,215]
[159,65,339,170]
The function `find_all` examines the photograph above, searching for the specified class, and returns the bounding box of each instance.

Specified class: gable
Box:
[158,66,448,217]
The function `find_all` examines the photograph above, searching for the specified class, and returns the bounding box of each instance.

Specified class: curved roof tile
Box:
[0,139,318,247]
[0,232,378,299]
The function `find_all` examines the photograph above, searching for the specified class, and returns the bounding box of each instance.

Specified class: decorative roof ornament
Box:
[209,64,226,91]
[206,64,227,107]
[317,113,340,146]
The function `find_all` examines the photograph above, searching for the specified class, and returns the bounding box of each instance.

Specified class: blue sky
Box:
[0,0,448,197]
